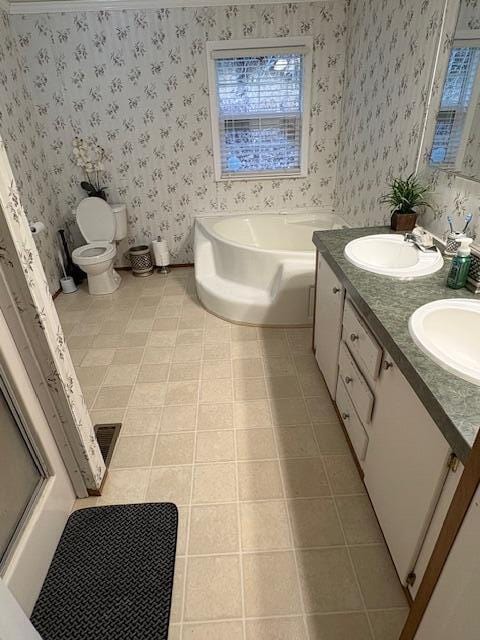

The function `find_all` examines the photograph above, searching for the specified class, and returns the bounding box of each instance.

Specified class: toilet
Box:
[72,197,127,295]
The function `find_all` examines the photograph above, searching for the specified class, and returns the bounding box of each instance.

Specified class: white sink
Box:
[409,299,480,386]
[344,234,444,279]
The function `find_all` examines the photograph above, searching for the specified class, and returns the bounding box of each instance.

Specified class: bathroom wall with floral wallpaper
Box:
[0,9,105,492]
[0,11,64,292]
[11,1,347,265]
[335,0,480,242]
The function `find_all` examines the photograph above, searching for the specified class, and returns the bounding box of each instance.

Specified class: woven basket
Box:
[128,245,154,277]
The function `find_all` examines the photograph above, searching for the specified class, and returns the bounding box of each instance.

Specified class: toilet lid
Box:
[76,197,115,242]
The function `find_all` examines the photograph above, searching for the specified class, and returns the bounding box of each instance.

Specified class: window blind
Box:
[431,47,480,166]
[214,52,305,177]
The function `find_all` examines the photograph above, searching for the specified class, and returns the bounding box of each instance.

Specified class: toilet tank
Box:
[110,204,127,241]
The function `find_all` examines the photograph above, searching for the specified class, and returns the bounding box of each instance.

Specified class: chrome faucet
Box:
[404,230,437,253]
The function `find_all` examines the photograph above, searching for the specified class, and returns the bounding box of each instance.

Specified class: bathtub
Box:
[194,212,348,326]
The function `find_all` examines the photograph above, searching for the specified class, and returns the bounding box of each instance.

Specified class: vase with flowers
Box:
[72,137,107,200]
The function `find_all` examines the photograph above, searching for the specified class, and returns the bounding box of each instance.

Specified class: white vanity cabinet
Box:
[363,354,452,584]
[313,254,345,397]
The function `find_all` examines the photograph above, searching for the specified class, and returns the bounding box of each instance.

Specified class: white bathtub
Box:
[194,212,348,326]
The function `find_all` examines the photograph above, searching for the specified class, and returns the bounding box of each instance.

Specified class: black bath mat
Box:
[31,503,178,640]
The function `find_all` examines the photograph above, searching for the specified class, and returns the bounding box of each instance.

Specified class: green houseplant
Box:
[379,173,432,232]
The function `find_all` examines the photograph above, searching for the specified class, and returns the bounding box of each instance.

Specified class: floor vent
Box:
[94,423,121,468]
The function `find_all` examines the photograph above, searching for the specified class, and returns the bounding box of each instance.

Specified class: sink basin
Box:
[409,299,480,385]
[344,234,444,279]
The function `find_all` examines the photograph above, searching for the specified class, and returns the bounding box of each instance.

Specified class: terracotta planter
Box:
[390,210,417,232]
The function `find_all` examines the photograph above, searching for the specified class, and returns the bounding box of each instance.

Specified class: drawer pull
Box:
[344,376,353,384]
[350,333,359,342]
[341,412,350,420]
[383,360,394,370]
[332,286,341,294]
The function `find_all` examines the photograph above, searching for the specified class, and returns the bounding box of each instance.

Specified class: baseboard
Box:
[116,263,194,270]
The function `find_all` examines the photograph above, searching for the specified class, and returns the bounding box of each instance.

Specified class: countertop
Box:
[313,226,480,464]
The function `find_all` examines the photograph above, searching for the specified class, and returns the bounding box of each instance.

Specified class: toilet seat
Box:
[72,241,116,265]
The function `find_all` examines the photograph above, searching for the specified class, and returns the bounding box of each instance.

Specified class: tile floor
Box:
[56,268,408,640]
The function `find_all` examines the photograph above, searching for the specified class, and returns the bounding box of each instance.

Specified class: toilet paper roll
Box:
[152,240,170,266]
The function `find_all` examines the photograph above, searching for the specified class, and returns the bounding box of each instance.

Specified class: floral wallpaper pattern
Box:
[12,1,346,265]
[0,9,105,492]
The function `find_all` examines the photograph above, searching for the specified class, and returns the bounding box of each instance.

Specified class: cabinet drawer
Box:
[342,299,383,380]
[336,378,369,463]
[338,341,375,424]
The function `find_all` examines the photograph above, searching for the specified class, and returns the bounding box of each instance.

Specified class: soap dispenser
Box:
[447,237,473,289]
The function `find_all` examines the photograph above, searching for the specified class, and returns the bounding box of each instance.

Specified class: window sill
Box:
[215,171,307,182]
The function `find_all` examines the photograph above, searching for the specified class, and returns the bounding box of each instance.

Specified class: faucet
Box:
[404,229,437,253]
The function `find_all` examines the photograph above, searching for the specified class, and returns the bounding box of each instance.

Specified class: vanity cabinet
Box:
[313,254,345,397]
[363,353,452,584]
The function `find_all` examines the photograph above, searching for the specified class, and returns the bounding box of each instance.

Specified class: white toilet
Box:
[72,197,127,295]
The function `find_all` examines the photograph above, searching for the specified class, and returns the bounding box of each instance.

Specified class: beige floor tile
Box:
[204,327,230,343]
[294,354,320,375]
[232,357,264,378]
[281,458,330,498]
[184,555,242,621]
[110,435,155,468]
[336,495,383,544]
[257,327,286,341]
[112,347,144,365]
[297,548,363,613]
[143,346,173,364]
[103,364,139,386]
[126,318,154,334]
[122,332,149,347]
[240,500,291,551]
[270,397,310,425]
[152,432,195,466]
[82,388,97,409]
[169,362,201,381]
[349,545,407,609]
[237,460,283,501]
[201,360,232,379]
[259,339,289,356]
[97,468,149,504]
[197,403,233,430]
[275,425,320,458]
[122,407,162,435]
[76,365,107,388]
[266,375,302,398]
[234,399,272,428]
[306,613,371,640]
[146,466,192,504]
[173,343,203,362]
[100,319,129,335]
[160,404,197,432]
[167,624,181,640]
[176,505,189,556]
[147,330,177,347]
[165,380,199,405]
[132,306,157,319]
[183,621,243,640]
[67,335,95,350]
[263,356,296,377]
[288,498,344,548]
[299,371,330,397]
[235,428,277,460]
[170,557,185,623]
[369,609,409,640]
[234,377,267,401]
[90,407,125,426]
[195,430,235,462]
[192,462,237,503]
[230,340,260,359]
[231,325,257,341]
[129,382,166,407]
[92,334,124,348]
[313,421,350,454]
[200,378,233,403]
[178,314,205,331]
[70,323,102,337]
[323,455,366,495]
[245,617,307,640]
[93,385,132,410]
[243,551,302,616]
[203,342,231,360]
[137,363,170,382]
[306,396,338,422]
[176,329,203,345]
[81,348,115,367]
[188,503,239,554]
[152,317,179,332]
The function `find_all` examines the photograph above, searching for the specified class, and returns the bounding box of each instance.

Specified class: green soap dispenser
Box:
[447,237,473,289]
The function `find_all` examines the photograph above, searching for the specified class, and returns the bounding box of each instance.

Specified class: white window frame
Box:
[206,37,313,182]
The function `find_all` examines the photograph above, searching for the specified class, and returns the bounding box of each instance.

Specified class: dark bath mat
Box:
[31,503,178,640]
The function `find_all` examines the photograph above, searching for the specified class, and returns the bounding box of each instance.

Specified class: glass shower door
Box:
[0,377,44,568]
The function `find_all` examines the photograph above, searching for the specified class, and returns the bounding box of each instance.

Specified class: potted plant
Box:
[379,173,432,232]
[72,137,107,200]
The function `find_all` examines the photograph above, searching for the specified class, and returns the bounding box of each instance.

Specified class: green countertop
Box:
[313,226,479,464]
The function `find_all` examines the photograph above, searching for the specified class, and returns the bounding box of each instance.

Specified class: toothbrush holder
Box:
[444,231,466,258]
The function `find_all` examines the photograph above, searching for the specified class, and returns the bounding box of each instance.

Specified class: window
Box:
[207,38,312,180]
[430,44,480,167]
